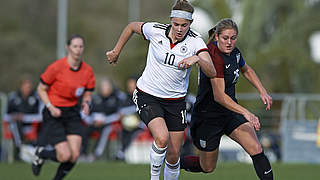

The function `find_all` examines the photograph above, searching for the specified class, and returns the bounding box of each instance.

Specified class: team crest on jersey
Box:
[180,45,188,54]
[236,53,241,64]
[200,139,206,148]
[75,87,85,97]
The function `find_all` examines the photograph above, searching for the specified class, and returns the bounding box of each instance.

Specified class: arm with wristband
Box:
[37,82,62,118]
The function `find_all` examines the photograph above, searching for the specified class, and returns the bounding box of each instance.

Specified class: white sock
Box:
[150,141,167,180]
[164,158,180,180]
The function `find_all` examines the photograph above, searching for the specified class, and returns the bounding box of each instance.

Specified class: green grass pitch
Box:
[0,161,319,180]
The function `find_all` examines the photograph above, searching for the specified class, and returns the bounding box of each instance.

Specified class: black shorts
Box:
[190,111,248,152]
[40,106,84,146]
[134,89,187,131]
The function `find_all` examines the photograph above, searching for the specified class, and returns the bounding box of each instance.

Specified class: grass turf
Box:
[0,161,319,180]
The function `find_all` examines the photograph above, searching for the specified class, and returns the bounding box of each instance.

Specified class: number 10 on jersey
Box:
[164,53,175,65]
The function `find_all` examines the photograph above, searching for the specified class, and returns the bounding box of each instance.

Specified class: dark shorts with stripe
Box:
[190,111,248,151]
[134,89,187,131]
[39,106,84,146]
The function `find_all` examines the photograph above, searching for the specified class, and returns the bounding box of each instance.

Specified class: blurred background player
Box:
[106,0,216,179]
[31,34,96,180]
[180,18,274,180]
[81,77,126,161]
[116,76,146,161]
[2,75,42,161]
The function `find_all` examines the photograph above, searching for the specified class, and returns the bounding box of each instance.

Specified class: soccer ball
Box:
[121,114,140,131]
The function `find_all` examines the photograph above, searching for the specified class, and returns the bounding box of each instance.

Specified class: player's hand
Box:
[244,111,260,131]
[48,106,62,118]
[260,93,272,111]
[81,102,90,116]
[106,49,119,64]
[178,55,199,70]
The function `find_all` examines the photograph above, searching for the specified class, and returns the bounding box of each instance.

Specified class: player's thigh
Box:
[148,117,169,147]
[55,141,72,162]
[163,99,187,131]
[199,149,219,172]
[166,131,184,163]
[42,108,67,145]
[190,112,224,152]
[66,134,82,162]
[228,122,262,155]
[135,90,165,127]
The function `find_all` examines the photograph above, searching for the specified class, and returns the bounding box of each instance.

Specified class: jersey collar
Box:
[64,57,83,72]
[165,25,190,49]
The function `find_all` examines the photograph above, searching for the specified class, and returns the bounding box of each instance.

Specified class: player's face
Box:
[170,17,191,41]
[67,38,84,60]
[100,80,113,97]
[21,80,32,97]
[216,28,237,55]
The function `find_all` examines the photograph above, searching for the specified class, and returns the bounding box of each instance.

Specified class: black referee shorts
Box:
[133,89,187,131]
[40,106,84,146]
[190,111,248,152]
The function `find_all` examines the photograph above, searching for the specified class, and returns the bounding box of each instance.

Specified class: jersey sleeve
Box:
[239,54,245,68]
[235,47,246,68]
[85,68,96,91]
[208,42,224,78]
[194,37,209,55]
[141,22,156,41]
[40,63,58,86]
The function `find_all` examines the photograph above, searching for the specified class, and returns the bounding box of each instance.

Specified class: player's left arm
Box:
[82,69,95,116]
[81,91,92,116]
[241,64,272,110]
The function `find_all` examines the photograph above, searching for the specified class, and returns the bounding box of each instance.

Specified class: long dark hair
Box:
[67,34,85,46]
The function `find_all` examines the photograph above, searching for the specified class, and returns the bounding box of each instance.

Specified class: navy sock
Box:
[39,149,58,162]
[180,155,205,173]
[251,152,274,180]
[53,162,75,180]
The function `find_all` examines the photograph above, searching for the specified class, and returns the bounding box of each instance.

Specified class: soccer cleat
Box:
[32,146,45,176]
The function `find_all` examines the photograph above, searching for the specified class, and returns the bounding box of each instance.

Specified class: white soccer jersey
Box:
[136,22,208,99]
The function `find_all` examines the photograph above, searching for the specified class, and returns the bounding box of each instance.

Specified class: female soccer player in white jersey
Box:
[106,1,216,179]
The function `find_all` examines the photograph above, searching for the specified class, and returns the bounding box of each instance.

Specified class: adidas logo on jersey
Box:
[158,40,162,45]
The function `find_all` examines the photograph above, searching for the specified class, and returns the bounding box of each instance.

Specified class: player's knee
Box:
[166,148,180,159]
[57,151,72,162]
[250,143,263,156]
[71,151,80,162]
[202,164,216,173]
[155,136,169,148]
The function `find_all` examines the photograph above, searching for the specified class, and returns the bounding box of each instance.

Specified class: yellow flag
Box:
[317,119,320,147]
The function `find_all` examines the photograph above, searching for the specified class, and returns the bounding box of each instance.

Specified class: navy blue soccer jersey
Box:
[194,41,245,113]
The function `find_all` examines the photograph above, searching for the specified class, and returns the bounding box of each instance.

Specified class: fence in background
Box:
[1,92,320,163]
[238,93,320,163]
[0,92,12,163]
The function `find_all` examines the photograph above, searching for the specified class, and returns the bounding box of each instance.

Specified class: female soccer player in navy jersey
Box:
[180,18,274,180]
[106,1,216,179]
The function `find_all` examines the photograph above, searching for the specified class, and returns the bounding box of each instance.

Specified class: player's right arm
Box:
[37,82,61,117]
[210,78,261,131]
[106,22,144,64]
